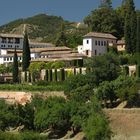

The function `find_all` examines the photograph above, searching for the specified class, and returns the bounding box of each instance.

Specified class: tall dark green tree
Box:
[124,0,137,53]
[12,48,19,83]
[22,30,31,71]
[100,0,112,8]
[136,15,140,78]
[55,23,67,47]
[84,7,123,38]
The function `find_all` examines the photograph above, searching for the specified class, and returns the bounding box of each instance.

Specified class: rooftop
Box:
[29,41,55,47]
[30,47,71,53]
[0,33,23,38]
[84,32,117,39]
[117,40,125,45]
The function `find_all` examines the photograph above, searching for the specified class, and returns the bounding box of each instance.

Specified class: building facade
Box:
[117,40,125,52]
[0,33,24,49]
[78,32,117,57]
[0,33,54,49]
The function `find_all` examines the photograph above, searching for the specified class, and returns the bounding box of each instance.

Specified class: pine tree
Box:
[13,48,19,83]
[136,15,140,78]
[55,23,67,47]
[124,0,137,54]
[22,30,31,71]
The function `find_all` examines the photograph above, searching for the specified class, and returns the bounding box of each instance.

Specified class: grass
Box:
[0,82,65,92]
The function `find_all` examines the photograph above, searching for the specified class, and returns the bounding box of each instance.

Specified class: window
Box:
[8,38,13,44]
[15,38,20,44]
[4,58,6,61]
[101,41,103,46]
[104,41,106,46]
[1,37,6,43]
[86,50,89,56]
[95,50,97,55]
[87,40,89,44]
[98,41,100,46]
[15,45,19,48]
[95,40,97,46]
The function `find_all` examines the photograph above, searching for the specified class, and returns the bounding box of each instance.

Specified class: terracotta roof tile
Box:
[84,32,117,39]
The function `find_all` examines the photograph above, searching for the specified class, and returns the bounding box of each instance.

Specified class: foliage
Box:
[124,0,137,53]
[96,75,139,107]
[84,54,121,85]
[34,97,70,133]
[14,103,35,130]
[84,7,123,38]
[66,32,83,48]
[0,131,48,140]
[117,85,139,105]
[100,0,112,9]
[0,100,18,131]
[83,113,111,140]
[0,64,12,74]
[12,48,19,83]
[29,62,46,81]
[64,74,90,95]
[0,83,64,91]
[22,30,31,71]
[51,61,65,69]
[55,23,67,46]
[96,81,117,107]
[136,14,140,77]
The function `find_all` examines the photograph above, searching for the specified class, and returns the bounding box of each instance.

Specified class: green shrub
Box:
[51,61,65,69]
[60,68,65,81]
[0,131,48,140]
[54,69,57,81]
[77,59,83,67]
[48,69,53,82]
[35,80,48,86]
[45,69,49,81]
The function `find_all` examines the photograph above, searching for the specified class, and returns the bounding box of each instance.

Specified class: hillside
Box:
[0,14,87,44]
[105,109,140,140]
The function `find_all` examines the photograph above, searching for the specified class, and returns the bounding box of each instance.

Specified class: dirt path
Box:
[105,109,140,140]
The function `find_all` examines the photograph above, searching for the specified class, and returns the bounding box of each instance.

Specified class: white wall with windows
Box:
[0,35,23,49]
[78,35,117,57]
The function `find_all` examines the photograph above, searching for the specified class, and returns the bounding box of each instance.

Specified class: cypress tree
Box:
[13,48,19,83]
[22,30,31,71]
[124,0,137,54]
[136,15,140,78]
[100,0,112,8]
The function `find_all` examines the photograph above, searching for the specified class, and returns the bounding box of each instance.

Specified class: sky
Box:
[0,0,140,26]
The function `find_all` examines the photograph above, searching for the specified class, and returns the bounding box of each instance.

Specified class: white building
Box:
[0,33,54,49]
[117,40,125,52]
[0,49,22,64]
[0,33,24,49]
[78,32,117,57]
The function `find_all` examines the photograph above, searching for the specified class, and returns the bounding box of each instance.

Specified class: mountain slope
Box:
[0,14,78,43]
